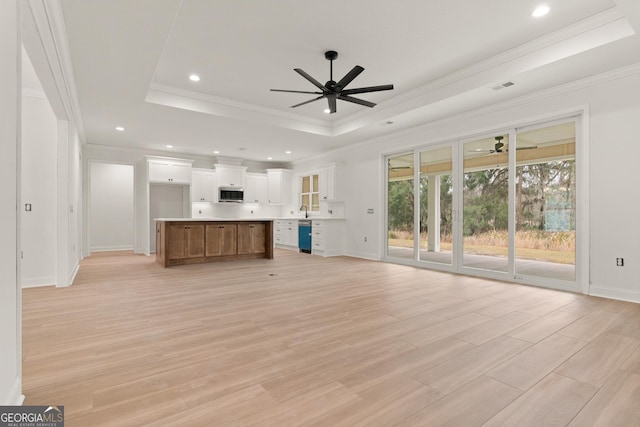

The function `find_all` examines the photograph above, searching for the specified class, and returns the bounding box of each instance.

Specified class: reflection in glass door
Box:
[387,153,415,260]
[515,122,576,281]
[462,134,510,272]
[418,146,453,265]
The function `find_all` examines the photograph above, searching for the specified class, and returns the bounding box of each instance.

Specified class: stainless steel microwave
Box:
[219,186,244,203]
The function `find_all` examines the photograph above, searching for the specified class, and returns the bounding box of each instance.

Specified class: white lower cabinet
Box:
[274,219,298,249]
[274,218,344,255]
[311,220,344,257]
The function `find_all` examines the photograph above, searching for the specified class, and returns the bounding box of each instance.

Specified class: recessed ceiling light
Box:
[267,157,273,160]
[532,5,550,17]
[324,108,330,114]
[115,126,125,131]
[189,74,200,82]
[166,145,173,148]
[213,150,220,154]
[285,151,292,154]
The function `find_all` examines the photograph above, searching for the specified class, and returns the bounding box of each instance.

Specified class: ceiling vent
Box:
[492,81,516,91]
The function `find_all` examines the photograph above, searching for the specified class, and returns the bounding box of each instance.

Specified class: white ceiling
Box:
[58,0,640,164]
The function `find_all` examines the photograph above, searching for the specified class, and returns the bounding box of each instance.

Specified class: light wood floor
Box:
[22,250,640,426]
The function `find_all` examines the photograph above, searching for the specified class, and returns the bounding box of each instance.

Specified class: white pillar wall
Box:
[427,175,440,252]
[0,0,23,406]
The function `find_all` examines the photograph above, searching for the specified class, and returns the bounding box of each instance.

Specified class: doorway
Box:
[89,162,135,253]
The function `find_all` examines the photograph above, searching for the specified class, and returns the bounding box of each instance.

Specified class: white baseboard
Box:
[90,245,134,252]
[589,286,640,304]
[344,251,381,261]
[3,376,24,405]
[57,261,80,288]
[21,276,55,288]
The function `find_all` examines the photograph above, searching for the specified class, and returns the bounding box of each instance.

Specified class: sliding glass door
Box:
[515,122,576,281]
[387,153,414,260]
[418,145,454,265]
[385,117,580,287]
[462,134,510,273]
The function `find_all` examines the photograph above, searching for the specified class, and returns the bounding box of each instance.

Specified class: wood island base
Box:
[155,219,273,267]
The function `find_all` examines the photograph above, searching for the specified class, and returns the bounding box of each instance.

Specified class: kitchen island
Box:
[155,218,273,267]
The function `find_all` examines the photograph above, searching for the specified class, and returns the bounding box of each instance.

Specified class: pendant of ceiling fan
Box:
[468,136,538,154]
[270,50,394,114]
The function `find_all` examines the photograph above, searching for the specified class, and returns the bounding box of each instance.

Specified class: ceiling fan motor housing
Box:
[324,50,338,61]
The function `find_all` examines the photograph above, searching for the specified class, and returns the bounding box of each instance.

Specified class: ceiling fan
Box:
[388,159,411,171]
[470,136,538,154]
[270,50,394,114]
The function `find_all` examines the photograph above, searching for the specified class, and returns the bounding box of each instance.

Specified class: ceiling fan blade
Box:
[336,65,364,90]
[338,94,376,108]
[270,89,323,95]
[515,145,538,150]
[290,95,324,108]
[327,94,337,114]
[341,84,394,95]
[294,68,327,91]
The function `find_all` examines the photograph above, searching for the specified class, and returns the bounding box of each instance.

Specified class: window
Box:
[385,116,581,287]
[300,174,320,212]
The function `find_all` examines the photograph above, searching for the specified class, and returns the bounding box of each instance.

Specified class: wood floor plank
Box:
[621,346,640,375]
[554,333,640,387]
[506,308,585,343]
[487,333,587,391]
[568,371,640,427]
[453,311,537,345]
[557,310,622,341]
[20,250,640,425]
[396,375,521,427]
[236,382,362,426]
[414,335,531,395]
[482,373,598,427]
[339,337,473,395]
[307,377,441,427]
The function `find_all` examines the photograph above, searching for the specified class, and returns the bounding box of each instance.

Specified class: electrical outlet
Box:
[616,258,624,267]
[364,236,367,242]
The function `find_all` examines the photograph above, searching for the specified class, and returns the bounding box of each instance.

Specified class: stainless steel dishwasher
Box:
[298,220,312,253]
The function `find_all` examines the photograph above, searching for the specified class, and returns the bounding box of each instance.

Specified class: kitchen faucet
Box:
[300,204,308,218]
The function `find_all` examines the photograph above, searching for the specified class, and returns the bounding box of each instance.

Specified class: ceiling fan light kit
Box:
[271,50,394,114]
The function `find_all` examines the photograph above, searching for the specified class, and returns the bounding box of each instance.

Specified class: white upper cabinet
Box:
[318,164,336,201]
[147,157,193,184]
[191,169,216,202]
[215,164,246,188]
[245,173,267,204]
[267,169,292,205]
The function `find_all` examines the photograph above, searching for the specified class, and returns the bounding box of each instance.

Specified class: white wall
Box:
[293,67,640,303]
[0,0,22,405]
[55,120,82,288]
[89,162,134,252]
[21,92,57,287]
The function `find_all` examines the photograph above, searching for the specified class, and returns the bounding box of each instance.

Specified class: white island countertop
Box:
[154,217,345,222]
